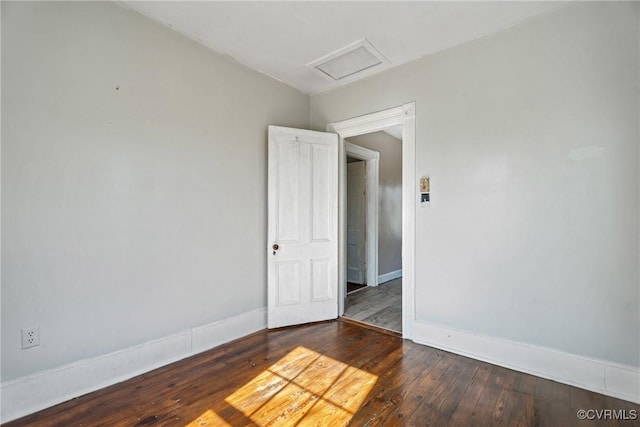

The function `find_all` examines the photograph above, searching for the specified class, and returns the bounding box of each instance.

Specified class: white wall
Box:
[312,1,639,369]
[2,0,308,383]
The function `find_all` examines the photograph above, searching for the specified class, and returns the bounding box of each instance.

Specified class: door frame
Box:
[328,102,416,339]
[345,142,379,289]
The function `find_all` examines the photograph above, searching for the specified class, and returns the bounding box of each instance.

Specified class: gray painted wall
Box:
[312,2,640,367]
[1,1,309,381]
[346,132,402,277]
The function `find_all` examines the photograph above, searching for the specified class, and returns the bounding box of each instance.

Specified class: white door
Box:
[267,126,339,328]
[346,161,366,284]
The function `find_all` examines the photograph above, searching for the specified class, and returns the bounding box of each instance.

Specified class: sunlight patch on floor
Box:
[185,409,232,426]
[186,346,378,426]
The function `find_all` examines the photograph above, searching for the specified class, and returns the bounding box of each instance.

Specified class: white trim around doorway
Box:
[327,102,416,340]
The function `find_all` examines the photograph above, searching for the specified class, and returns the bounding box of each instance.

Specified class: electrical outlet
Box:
[21,326,40,349]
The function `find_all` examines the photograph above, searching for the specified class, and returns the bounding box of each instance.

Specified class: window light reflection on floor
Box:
[185,346,378,426]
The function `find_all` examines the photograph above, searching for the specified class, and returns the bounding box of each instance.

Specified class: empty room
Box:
[2,1,639,425]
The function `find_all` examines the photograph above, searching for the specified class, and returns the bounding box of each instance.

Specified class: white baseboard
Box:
[191,308,266,354]
[377,269,402,285]
[0,308,267,423]
[4,312,636,422]
[413,319,640,404]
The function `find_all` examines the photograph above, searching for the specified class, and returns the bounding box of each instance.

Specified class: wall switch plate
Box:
[420,176,431,207]
[420,176,430,193]
[420,192,431,207]
[22,326,40,349]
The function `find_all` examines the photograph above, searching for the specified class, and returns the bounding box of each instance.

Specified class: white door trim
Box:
[328,102,416,339]
[345,142,379,288]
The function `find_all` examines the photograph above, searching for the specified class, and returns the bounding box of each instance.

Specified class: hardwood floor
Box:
[5,320,638,427]
[343,278,402,333]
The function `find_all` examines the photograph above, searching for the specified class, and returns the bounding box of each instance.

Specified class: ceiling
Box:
[119,1,567,95]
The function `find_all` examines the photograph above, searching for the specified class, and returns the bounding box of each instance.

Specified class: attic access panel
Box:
[308,39,390,83]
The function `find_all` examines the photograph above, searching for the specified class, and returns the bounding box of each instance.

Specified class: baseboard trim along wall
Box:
[413,319,640,404]
[3,311,637,422]
[0,308,267,423]
[378,269,402,285]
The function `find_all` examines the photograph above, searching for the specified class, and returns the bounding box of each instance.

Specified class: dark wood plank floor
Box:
[4,320,639,426]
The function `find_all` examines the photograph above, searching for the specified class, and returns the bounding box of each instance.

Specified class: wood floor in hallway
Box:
[343,278,402,333]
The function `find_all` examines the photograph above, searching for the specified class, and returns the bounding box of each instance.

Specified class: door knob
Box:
[272,244,279,255]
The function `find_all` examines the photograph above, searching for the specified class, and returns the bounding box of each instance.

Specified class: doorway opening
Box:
[327,102,416,339]
[344,129,403,333]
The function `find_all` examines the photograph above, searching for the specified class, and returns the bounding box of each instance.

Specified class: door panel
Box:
[276,261,301,305]
[276,142,300,243]
[311,145,332,241]
[311,258,331,301]
[268,126,338,328]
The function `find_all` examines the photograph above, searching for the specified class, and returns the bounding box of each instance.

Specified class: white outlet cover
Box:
[21,326,40,349]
